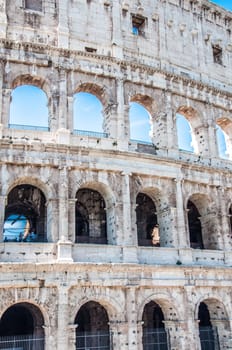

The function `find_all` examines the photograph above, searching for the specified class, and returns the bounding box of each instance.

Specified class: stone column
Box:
[47,198,59,242]
[58,69,68,130]
[0,195,7,242]
[59,167,69,241]
[207,116,218,158]
[57,286,69,350]
[163,320,186,350]
[67,95,74,131]
[217,187,231,250]
[57,0,69,48]
[67,324,77,350]
[111,0,123,59]
[109,321,129,350]
[1,88,11,127]
[0,0,7,39]
[115,78,129,149]
[184,286,200,350]
[125,287,138,350]
[68,198,76,242]
[121,172,138,263]
[175,178,188,248]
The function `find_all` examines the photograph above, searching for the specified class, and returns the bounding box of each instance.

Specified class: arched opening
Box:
[187,200,204,249]
[198,302,218,350]
[4,185,47,242]
[176,113,194,152]
[9,85,49,131]
[142,301,168,350]
[75,189,107,244]
[136,193,159,247]
[129,102,151,143]
[73,92,106,138]
[0,302,45,348]
[216,125,228,159]
[75,301,110,350]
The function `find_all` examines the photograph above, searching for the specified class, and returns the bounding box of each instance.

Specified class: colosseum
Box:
[0,0,232,349]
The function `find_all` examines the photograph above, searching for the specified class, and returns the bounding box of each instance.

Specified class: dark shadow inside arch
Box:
[136,193,160,247]
[4,185,47,243]
[0,302,45,349]
[142,301,168,350]
[75,301,110,350]
[187,200,204,249]
[198,302,218,350]
[75,189,107,244]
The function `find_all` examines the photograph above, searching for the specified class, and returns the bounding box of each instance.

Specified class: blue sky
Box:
[211,0,232,10]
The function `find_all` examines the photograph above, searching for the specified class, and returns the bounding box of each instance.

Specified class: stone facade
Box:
[0,0,232,349]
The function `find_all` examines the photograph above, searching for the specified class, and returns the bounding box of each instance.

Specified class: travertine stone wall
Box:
[0,0,232,349]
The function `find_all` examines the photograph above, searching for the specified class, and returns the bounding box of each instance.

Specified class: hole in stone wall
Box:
[25,0,42,12]
[212,45,223,65]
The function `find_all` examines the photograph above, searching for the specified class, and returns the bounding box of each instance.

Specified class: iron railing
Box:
[76,331,111,350]
[130,139,153,145]
[0,334,44,350]
[199,326,219,350]
[73,129,109,138]
[143,328,169,350]
[9,124,49,131]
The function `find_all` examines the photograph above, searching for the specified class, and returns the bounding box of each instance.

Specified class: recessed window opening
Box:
[0,303,45,349]
[136,193,160,247]
[198,302,217,350]
[132,15,146,36]
[176,113,194,152]
[187,200,204,249]
[4,185,47,243]
[75,301,110,350]
[9,85,49,131]
[130,102,151,143]
[216,125,228,159]
[212,45,223,65]
[25,0,42,12]
[142,301,168,350]
[75,189,107,244]
[73,92,104,138]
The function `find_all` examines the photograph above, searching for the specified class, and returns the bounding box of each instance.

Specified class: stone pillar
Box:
[175,179,188,248]
[163,320,186,350]
[217,187,231,250]
[121,171,132,245]
[44,325,59,350]
[125,288,138,350]
[57,287,69,350]
[0,0,7,39]
[207,117,218,158]
[57,0,69,48]
[68,198,76,242]
[103,102,118,139]
[67,95,74,131]
[58,69,68,130]
[0,195,7,242]
[121,172,137,262]
[200,213,223,250]
[47,198,59,242]
[67,324,77,350]
[109,321,129,350]
[184,286,200,350]
[111,0,123,59]
[116,79,129,149]
[1,88,11,127]
[59,167,69,241]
